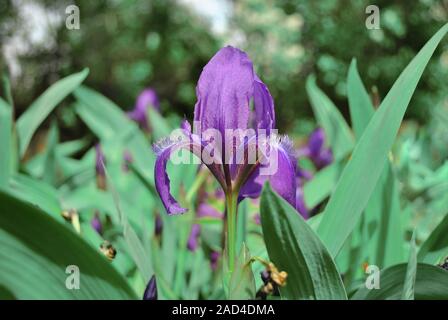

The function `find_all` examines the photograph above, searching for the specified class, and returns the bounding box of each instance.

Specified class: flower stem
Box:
[225,191,238,272]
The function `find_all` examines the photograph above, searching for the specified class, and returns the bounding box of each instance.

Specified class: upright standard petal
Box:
[253,75,275,133]
[193,46,254,138]
[136,88,160,112]
[308,128,325,156]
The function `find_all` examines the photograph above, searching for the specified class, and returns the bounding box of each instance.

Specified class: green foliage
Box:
[260,184,347,300]
[0,190,137,299]
[0,3,447,301]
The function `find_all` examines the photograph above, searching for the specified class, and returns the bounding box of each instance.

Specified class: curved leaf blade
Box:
[352,263,448,300]
[317,24,448,257]
[0,190,137,299]
[17,69,89,157]
[260,184,347,300]
[306,76,354,160]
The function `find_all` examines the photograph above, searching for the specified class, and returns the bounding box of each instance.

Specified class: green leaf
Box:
[74,86,130,141]
[352,263,448,300]
[364,165,405,268]
[347,60,405,269]
[74,86,155,185]
[402,232,417,300]
[0,190,137,299]
[228,243,256,300]
[0,98,12,188]
[1,72,14,107]
[347,59,375,139]
[418,213,448,264]
[8,173,62,218]
[16,69,89,157]
[260,184,347,300]
[303,161,342,208]
[317,24,448,257]
[306,76,354,159]
[147,107,173,140]
[104,163,153,283]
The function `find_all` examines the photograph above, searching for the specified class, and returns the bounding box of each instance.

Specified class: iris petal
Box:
[253,74,275,133]
[154,139,190,215]
[193,46,254,140]
[239,135,297,208]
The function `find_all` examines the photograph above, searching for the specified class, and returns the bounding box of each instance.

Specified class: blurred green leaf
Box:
[352,263,448,300]
[0,190,137,299]
[228,243,256,300]
[402,232,417,300]
[317,24,448,257]
[74,86,155,185]
[348,60,405,270]
[147,107,173,141]
[347,59,375,139]
[303,161,341,208]
[0,98,12,189]
[260,184,347,300]
[105,164,153,284]
[418,213,448,264]
[8,174,61,218]
[16,69,89,157]
[306,76,354,159]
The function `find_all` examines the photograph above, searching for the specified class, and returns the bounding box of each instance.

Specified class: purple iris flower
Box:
[154,214,163,236]
[153,46,297,215]
[95,144,107,190]
[187,203,223,252]
[143,275,157,300]
[297,128,333,170]
[91,211,103,235]
[122,150,133,172]
[187,224,201,251]
[210,251,220,271]
[128,88,160,130]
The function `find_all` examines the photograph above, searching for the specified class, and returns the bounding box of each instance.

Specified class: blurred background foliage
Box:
[1,0,448,137]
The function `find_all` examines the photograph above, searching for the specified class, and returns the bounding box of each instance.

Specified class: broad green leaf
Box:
[104,164,153,283]
[74,86,155,185]
[347,61,405,269]
[347,59,375,139]
[317,24,448,257]
[74,86,130,141]
[306,76,354,159]
[17,69,89,156]
[8,173,61,218]
[402,232,417,300]
[0,98,12,188]
[352,263,448,300]
[418,213,448,264]
[228,243,256,300]
[260,184,347,300]
[42,122,59,185]
[0,190,137,299]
